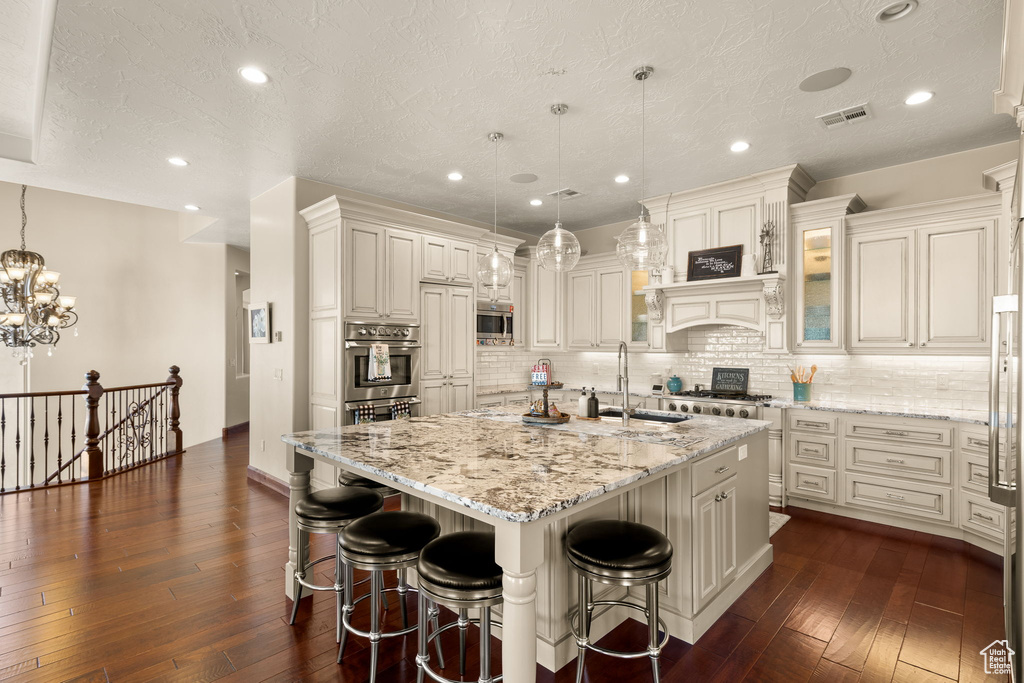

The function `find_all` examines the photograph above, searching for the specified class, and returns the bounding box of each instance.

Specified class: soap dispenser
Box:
[587,387,599,418]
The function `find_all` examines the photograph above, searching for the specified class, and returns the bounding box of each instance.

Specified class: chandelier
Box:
[537,104,581,272]
[0,185,77,355]
[616,66,668,271]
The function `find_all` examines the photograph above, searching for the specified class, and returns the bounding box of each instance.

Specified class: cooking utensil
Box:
[808,365,818,383]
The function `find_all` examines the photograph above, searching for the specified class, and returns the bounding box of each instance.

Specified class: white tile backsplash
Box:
[475,325,992,413]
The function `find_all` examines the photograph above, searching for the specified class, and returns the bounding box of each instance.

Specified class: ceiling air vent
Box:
[547,187,584,200]
[816,103,871,130]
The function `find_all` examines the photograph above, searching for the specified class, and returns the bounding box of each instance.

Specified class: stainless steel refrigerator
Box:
[990,120,1024,682]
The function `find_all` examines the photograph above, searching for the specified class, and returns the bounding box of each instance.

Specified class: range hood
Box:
[643,272,787,352]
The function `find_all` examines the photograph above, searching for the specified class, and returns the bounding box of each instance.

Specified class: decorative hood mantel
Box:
[644,272,787,351]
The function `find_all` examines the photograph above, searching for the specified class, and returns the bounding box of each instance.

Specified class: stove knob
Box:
[358,328,368,336]
[712,407,722,416]
[725,408,735,417]
[692,405,702,414]
[739,409,749,418]
[679,404,689,412]
[403,329,411,337]
[667,402,677,411]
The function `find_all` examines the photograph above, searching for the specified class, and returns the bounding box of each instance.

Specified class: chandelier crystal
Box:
[537,104,581,272]
[616,66,668,271]
[0,185,78,352]
[477,132,514,290]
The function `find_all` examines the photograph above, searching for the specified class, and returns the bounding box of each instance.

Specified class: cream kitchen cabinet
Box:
[567,256,627,350]
[511,265,527,348]
[344,221,420,321]
[847,196,998,354]
[527,250,564,349]
[422,235,475,286]
[420,285,474,415]
[692,468,738,613]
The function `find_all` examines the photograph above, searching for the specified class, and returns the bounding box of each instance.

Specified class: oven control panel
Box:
[346,322,418,341]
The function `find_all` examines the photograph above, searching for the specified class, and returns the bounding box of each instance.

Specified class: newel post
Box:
[83,370,104,480]
[167,365,183,453]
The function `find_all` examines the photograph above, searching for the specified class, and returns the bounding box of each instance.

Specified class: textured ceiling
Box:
[0,0,1018,248]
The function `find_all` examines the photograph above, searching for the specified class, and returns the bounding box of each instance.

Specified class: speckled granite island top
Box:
[281,407,769,524]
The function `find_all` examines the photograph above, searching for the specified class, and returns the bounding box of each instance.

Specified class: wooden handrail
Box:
[0,389,87,400]
[102,381,176,393]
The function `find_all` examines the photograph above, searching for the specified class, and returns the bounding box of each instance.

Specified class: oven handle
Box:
[344,341,421,350]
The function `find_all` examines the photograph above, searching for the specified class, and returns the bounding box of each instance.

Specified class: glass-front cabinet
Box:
[630,269,649,346]
[790,194,865,352]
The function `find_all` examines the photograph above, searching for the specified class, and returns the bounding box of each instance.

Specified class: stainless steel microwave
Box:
[477,302,513,343]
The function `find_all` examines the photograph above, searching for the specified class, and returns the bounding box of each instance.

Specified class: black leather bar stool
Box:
[338,510,442,682]
[339,470,398,497]
[566,519,672,683]
[288,486,385,644]
[415,531,504,683]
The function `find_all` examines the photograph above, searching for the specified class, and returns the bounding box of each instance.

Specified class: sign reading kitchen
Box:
[686,244,743,281]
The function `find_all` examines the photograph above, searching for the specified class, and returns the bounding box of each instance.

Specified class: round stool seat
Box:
[338,471,389,489]
[341,511,440,559]
[566,520,673,580]
[418,531,502,602]
[294,487,384,528]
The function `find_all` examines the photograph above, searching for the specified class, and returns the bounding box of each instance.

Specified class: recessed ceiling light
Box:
[184,204,200,211]
[615,175,630,183]
[730,141,751,152]
[447,172,463,181]
[167,157,188,166]
[876,0,918,22]
[530,199,543,206]
[509,173,538,184]
[904,91,933,105]
[239,66,269,84]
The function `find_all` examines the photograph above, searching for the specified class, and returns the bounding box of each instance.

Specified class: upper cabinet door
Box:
[531,261,563,349]
[918,222,992,351]
[310,224,339,314]
[447,286,475,378]
[420,285,447,380]
[449,240,475,285]
[344,221,385,319]
[385,229,420,320]
[849,231,916,350]
[713,199,760,259]
[595,268,626,348]
[567,271,596,349]
[667,210,711,281]
[422,236,449,283]
[794,223,842,352]
[512,268,527,347]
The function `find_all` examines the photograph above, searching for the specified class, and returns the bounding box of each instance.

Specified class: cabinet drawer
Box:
[787,464,836,503]
[959,428,1006,456]
[844,439,951,485]
[960,493,1006,542]
[504,392,531,404]
[845,419,952,447]
[961,453,1008,495]
[844,472,952,524]
[788,412,838,435]
[693,446,739,496]
[789,435,836,468]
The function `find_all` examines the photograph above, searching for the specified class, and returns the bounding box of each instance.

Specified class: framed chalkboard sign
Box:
[711,367,749,395]
[686,244,743,281]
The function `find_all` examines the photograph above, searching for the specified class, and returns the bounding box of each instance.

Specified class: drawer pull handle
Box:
[800,480,818,488]
[798,420,829,428]
[720,491,730,500]
[885,492,905,500]
[801,445,824,454]
[715,466,730,474]
[884,430,909,436]
[885,458,905,464]
[973,511,996,522]
[968,437,988,447]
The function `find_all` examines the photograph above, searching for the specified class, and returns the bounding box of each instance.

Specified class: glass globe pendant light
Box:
[537,104,581,272]
[476,132,514,290]
[616,66,668,271]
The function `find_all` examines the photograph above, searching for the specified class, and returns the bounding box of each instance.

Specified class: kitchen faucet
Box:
[617,341,631,426]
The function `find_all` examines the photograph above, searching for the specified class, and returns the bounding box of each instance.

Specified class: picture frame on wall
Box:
[248,302,271,343]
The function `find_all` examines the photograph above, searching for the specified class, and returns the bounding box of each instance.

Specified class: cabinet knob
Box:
[907,342,914,346]
[715,495,722,502]
[920,342,926,347]
[720,491,730,500]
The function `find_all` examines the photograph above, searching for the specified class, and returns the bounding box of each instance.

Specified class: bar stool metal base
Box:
[416,584,503,683]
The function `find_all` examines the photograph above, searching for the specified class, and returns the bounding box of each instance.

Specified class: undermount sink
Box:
[597,408,692,424]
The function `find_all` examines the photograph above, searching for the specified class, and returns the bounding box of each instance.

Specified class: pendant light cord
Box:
[20,184,27,250]
[493,136,498,248]
[640,76,646,213]
[556,111,561,224]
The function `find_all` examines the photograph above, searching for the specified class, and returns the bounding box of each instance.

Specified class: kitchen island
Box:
[282,405,771,683]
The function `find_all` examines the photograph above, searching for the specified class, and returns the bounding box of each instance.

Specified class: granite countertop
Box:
[476,383,666,400]
[282,405,769,523]
[766,397,988,425]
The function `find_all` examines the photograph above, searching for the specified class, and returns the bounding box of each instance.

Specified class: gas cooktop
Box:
[669,390,773,402]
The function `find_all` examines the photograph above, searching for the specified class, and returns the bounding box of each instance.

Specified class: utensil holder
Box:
[792,382,811,402]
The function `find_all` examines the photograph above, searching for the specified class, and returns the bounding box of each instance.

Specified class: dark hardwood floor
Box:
[0,430,1008,682]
